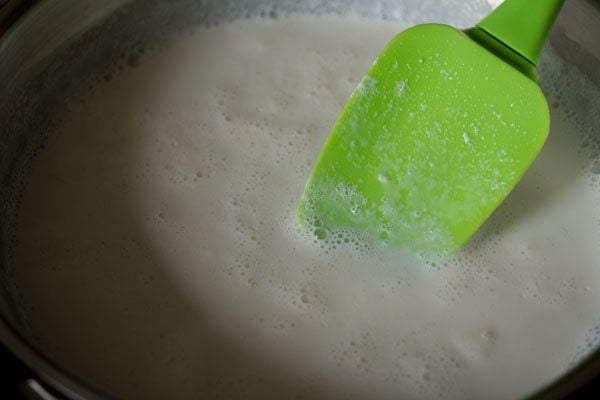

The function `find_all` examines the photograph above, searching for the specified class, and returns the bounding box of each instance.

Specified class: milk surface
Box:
[15,14,600,400]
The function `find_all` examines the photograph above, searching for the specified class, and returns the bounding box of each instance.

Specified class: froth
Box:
[14,13,600,400]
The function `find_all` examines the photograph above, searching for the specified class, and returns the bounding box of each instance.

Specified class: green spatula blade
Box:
[299,3,560,257]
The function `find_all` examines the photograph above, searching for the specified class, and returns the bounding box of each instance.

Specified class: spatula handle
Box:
[477,0,566,67]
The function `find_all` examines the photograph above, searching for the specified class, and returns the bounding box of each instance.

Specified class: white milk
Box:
[15,14,600,400]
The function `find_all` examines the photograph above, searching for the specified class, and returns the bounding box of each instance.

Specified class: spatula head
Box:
[299,24,550,258]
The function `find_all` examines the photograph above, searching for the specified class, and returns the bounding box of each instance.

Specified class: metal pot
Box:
[0,0,599,398]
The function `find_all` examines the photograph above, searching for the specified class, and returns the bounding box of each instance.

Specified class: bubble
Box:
[462,132,471,144]
[377,173,390,184]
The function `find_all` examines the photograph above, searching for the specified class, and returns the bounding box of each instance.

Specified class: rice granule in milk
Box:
[15,14,600,400]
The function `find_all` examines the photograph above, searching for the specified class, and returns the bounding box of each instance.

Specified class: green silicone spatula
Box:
[298,0,566,258]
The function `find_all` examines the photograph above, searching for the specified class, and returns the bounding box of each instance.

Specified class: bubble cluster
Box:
[9,6,600,400]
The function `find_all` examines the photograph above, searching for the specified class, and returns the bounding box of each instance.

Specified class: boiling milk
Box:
[15,14,600,400]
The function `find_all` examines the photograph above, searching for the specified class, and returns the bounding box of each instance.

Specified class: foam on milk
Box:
[14,13,600,400]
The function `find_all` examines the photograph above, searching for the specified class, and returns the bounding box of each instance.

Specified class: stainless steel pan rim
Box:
[0,313,116,400]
